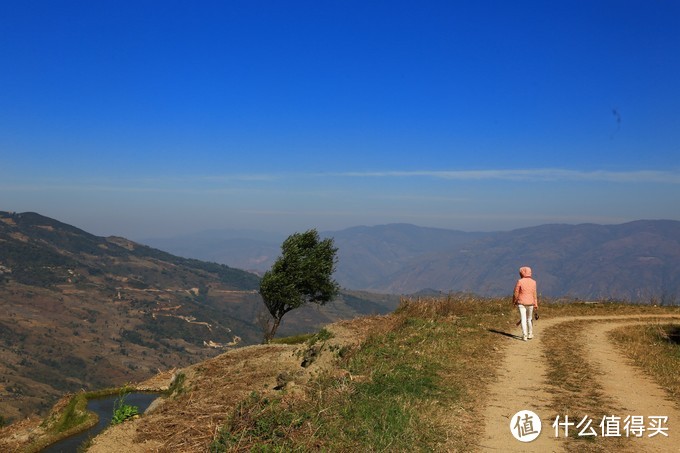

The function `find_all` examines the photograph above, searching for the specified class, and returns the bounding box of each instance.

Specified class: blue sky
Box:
[2,1,679,239]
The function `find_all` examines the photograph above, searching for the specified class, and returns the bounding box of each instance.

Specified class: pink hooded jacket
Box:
[514,266,538,307]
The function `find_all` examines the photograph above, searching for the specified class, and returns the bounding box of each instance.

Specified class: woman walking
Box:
[513,266,538,341]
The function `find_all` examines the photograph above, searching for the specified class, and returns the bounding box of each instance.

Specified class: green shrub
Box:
[111,392,139,425]
[167,372,186,396]
[209,392,309,452]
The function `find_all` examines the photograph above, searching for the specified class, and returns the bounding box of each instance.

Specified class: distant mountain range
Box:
[144,220,680,302]
[0,212,398,420]
[3,211,679,420]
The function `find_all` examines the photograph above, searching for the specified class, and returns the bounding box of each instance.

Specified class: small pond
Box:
[41,392,160,453]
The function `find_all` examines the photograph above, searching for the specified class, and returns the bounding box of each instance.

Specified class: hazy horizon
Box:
[4,210,676,245]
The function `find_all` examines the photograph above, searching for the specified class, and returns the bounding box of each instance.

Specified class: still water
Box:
[41,393,160,453]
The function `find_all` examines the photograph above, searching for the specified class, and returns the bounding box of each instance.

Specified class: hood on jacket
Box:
[519,266,532,278]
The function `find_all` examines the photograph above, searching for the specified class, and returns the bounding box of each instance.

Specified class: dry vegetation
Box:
[2,295,680,452]
[542,320,627,452]
[98,295,511,452]
[610,322,680,403]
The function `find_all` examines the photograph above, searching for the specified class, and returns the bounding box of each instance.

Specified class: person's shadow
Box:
[488,329,523,340]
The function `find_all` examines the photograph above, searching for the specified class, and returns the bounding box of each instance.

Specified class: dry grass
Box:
[543,320,631,453]
[533,299,680,321]
[132,295,510,452]
[134,344,296,452]
[130,317,396,452]
[609,323,680,405]
[144,295,640,451]
[1,392,99,453]
[14,295,680,452]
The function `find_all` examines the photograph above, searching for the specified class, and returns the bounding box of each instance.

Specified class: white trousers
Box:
[517,304,534,338]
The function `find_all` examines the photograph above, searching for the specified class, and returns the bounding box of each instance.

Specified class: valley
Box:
[0,212,398,421]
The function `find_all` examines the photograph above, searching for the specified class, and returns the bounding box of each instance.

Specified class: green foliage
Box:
[276,327,334,346]
[55,394,90,433]
[327,322,445,449]
[111,403,138,425]
[111,392,140,425]
[311,327,333,343]
[167,372,186,396]
[211,312,461,451]
[270,333,315,345]
[0,414,7,428]
[209,392,309,452]
[260,229,339,341]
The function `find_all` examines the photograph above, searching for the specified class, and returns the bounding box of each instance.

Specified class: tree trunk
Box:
[265,316,282,343]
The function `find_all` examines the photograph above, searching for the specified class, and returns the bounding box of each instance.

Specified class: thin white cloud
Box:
[3,168,678,195]
[330,169,680,184]
[100,168,680,185]
[177,174,281,182]
[205,168,680,184]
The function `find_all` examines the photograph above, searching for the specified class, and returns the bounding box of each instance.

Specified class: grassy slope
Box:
[3,297,680,452]
[210,295,510,452]
[209,299,680,452]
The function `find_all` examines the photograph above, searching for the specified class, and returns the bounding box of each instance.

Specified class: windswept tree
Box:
[259,229,339,342]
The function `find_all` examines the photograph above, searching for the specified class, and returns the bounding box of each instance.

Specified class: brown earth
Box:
[86,312,680,453]
[479,314,680,453]
[0,317,386,452]
[3,312,680,452]
[84,316,391,453]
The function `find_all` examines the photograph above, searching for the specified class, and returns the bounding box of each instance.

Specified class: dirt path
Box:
[478,314,680,453]
[586,321,680,453]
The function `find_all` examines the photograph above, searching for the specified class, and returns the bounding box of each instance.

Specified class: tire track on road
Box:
[479,314,680,453]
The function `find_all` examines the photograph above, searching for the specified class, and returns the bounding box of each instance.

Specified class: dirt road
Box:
[479,314,680,453]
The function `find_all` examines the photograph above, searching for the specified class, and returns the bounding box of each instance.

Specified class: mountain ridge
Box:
[376,219,680,299]
[0,211,398,420]
[143,219,680,301]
